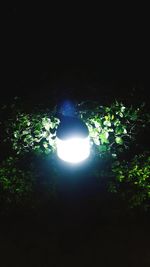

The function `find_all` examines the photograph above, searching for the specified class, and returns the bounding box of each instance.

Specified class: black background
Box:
[1,8,149,104]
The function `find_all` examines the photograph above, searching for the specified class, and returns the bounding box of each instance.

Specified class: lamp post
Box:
[56,116,90,164]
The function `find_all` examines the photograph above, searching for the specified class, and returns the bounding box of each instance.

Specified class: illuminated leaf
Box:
[99,132,109,144]
[103,121,111,127]
[115,137,123,145]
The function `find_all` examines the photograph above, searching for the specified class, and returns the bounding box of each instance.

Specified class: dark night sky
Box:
[1,8,148,104]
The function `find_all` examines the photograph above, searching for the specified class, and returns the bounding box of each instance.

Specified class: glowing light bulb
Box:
[56,136,90,163]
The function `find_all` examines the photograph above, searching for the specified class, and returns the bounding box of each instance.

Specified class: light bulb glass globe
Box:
[56,136,90,163]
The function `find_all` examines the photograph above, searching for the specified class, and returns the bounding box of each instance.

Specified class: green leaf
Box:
[121,106,125,112]
[99,144,107,152]
[99,132,109,144]
[115,126,124,135]
[119,112,123,118]
[115,137,123,145]
[112,153,117,158]
[114,119,121,126]
[22,130,30,135]
[45,148,52,155]
[103,121,111,127]
[94,137,100,145]
[43,142,48,148]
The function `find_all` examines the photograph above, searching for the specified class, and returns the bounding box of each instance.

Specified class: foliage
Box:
[79,101,150,158]
[0,99,150,211]
[0,156,34,207]
[5,112,59,155]
[110,152,150,209]
[4,101,150,159]
[0,155,58,211]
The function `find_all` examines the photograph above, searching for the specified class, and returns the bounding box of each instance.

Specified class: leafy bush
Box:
[0,156,34,207]
[5,112,59,155]
[110,152,150,209]
[79,101,150,158]
[0,99,150,211]
[5,101,149,159]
